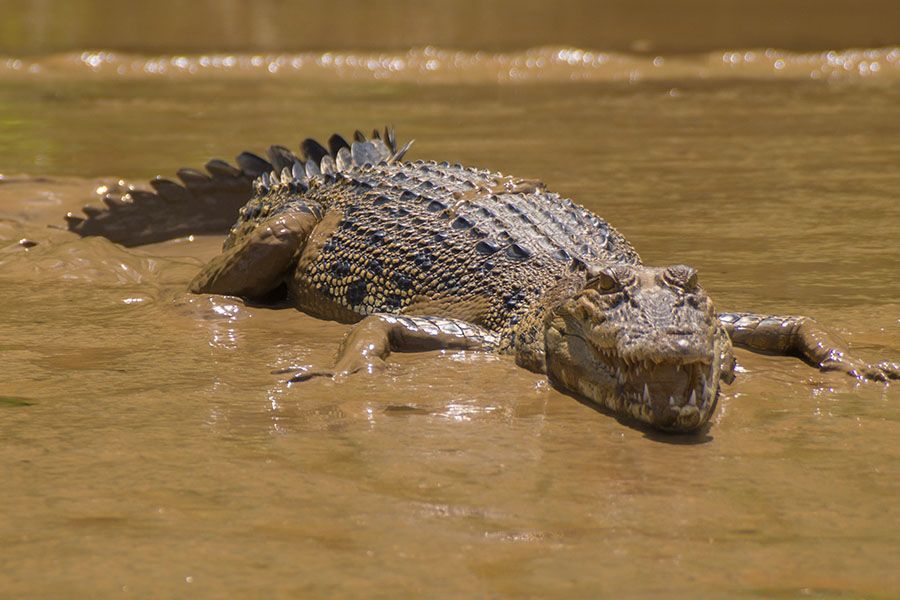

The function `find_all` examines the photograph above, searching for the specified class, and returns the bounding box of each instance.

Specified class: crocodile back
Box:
[291,159,641,335]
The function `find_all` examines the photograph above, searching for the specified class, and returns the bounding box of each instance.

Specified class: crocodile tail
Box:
[64,126,413,246]
[65,153,271,247]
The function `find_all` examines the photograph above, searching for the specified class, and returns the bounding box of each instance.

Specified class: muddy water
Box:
[1,41,900,600]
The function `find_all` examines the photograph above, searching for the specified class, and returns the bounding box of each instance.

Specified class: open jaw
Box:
[548,332,723,432]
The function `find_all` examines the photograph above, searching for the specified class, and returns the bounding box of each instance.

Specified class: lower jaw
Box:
[571,377,717,433]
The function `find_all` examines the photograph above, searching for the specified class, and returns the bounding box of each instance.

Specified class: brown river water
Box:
[1,3,900,598]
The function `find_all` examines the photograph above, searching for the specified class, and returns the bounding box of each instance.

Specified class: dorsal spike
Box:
[369,139,391,163]
[320,155,336,175]
[305,159,320,178]
[336,147,352,171]
[371,128,381,140]
[235,151,272,178]
[291,161,307,181]
[300,138,329,165]
[388,139,415,163]
[328,134,350,157]
[353,129,367,142]
[351,141,379,166]
[266,145,297,173]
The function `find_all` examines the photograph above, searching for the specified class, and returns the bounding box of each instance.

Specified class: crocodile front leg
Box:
[718,312,899,381]
[284,314,500,382]
[190,210,319,300]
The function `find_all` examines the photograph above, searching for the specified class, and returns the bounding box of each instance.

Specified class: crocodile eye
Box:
[664,265,698,291]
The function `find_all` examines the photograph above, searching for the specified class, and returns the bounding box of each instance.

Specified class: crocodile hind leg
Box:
[190,210,318,300]
[718,312,899,381]
[282,315,500,382]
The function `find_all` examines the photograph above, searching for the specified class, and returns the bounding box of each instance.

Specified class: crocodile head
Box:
[545,264,734,433]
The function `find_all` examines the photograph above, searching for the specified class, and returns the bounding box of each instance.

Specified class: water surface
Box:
[1,39,898,600]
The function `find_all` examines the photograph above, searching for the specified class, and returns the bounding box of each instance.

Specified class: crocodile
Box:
[64,127,899,432]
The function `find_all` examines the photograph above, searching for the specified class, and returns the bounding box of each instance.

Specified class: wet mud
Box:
[0,17,898,599]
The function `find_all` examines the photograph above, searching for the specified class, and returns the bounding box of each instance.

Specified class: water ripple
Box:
[2,46,898,84]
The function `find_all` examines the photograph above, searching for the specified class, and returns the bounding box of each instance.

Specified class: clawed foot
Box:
[273,366,336,383]
[820,358,900,382]
[274,358,386,383]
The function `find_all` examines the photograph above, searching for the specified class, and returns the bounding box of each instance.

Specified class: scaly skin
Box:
[65,127,899,433]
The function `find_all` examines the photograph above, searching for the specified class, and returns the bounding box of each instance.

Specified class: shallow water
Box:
[1,21,899,600]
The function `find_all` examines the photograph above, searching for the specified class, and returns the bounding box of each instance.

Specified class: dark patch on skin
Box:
[439,276,461,293]
[384,294,403,309]
[346,279,368,305]
[332,260,351,277]
[367,259,384,276]
[413,251,433,271]
[504,289,526,310]
[394,274,413,290]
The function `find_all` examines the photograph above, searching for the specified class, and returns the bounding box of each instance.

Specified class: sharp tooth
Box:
[676,364,682,373]
[689,390,697,406]
[642,384,650,403]
[669,396,676,407]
